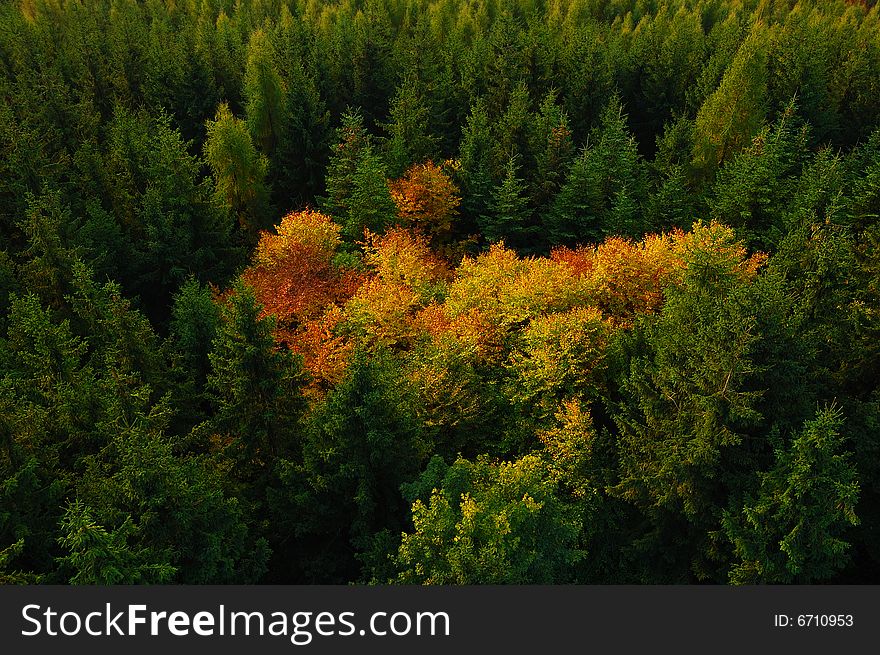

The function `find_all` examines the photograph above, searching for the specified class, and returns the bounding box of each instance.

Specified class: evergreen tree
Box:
[528,91,574,212]
[709,103,809,250]
[57,501,175,585]
[244,28,286,157]
[345,150,397,242]
[203,280,307,475]
[274,63,330,209]
[692,24,770,179]
[723,407,860,584]
[381,76,438,179]
[482,156,535,251]
[612,224,812,581]
[321,108,373,234]
[204,103,271,240]
[546,96,645,245]
[457,99,495,230]
[293,349,427,582]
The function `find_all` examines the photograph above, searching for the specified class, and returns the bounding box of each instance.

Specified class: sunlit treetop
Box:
[444,243,590,329]
[362,227,450,299]
[253,209,342,265]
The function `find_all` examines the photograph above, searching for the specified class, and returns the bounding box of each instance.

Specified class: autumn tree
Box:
[389,161,461,250]
[244,209,361,342]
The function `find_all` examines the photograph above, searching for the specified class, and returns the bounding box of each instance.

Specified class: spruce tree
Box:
[482,156,535,251]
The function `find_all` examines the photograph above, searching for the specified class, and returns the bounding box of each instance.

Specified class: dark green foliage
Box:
[75,391,268,584]
[170,278,221,389]
[546,96,646,245]
[611,229,813,581]
[528,91,575,212]
[272,63,330,210]
[203,280,307,473]
[293,349,427,582]
[57,501,176,585]
[244,29,285,157]
[482,156,536,250]
[709,104,810,249]
[381,76,439,178]
[723,407,859,584]
[457,99,495,229]
[322,108,397,241]
[321,108,372,221]
[346,150,398,242]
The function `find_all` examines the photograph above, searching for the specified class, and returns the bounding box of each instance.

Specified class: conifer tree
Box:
[345,150,397,242]
[204,103,271,240]
[204,280,307,471]
[457,99,495,228]
[321,108,373,231]
[294,349,427,582]
[723,407,860,584]
[244,28,286,157]
[692,24,770,178]
[546,96,645,245]
[482,156,535,251]
[381,76,438,179]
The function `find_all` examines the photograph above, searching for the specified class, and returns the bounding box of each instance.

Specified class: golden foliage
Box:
[362,227,450,300]
[444,243,589,329]
[254,209,342,264]
[388,161,461,244]
[290,306,353,399]
[244,210,363,344]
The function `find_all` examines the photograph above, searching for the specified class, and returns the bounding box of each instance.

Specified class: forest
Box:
[1,0,879,585]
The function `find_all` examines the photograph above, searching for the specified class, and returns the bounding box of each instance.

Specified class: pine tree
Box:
[457,99,495,230]
[57,501,176,584]
[345,149,397,242]
[529,91,574,212]
[293,349,427,582]
[274,63,330,209]
[692,24,770,179]
[709,102,809,250]
[204,280,307,470]
[321,108,373,232]
[546,96,646,245]
[244,28,286,157]
[197,280,308,579]
[611,223,812,581]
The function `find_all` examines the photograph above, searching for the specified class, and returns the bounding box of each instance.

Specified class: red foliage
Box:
[388,161,461,250]
[243,210,363,344]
